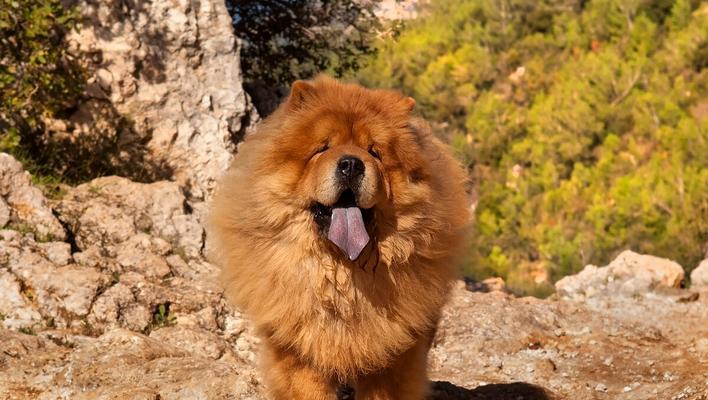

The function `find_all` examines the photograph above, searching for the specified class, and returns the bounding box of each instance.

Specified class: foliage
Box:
[0,0,83,150]
[18,327,36,335]
[1,0,172,186]
[0,0,92,187]
[360,0,708,295]
[149,303,176,332]
[227,0,382,87]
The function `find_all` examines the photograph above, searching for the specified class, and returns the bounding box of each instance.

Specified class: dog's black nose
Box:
[337,156,364,181]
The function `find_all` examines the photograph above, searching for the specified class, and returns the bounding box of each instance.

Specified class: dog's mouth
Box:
[311,189,374,261]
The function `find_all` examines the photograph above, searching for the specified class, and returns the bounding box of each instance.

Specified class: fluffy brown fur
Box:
[209,76,469,399]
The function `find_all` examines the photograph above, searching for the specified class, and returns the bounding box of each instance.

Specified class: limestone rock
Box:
[70,201,136,251]
[55,176,204,259]
[88,282,149,332]
[115,239,172,279]
[66,0,256,199]
[555,250,685,299]
[149,325,228,360]
[42,265,107,318]
[1,278,707,400]
[691,259,708,290]
[36,241,72,266]
[609,250,684,287]
[0,197,9,227]
[8,254,108,326]
[0,172,235,338]
[429,284,708,400]
[0,269,43,330]
[0,153,66,241]
[0,229,108,329]
[0,328,261,399]
[0,330,72,397]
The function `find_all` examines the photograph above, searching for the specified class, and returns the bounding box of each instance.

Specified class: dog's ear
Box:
[402,96,416,112]
[288,80,315,111]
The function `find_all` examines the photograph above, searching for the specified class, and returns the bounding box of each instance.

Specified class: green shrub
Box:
[0,0,83,144]
[360,0,708,295]
[0,0,170,186]
[0,0,84,184]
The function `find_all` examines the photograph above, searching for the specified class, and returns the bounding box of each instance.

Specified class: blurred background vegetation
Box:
[2,0,706,296]
[357,0,708,295]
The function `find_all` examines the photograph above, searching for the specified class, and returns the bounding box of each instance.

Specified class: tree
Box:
[227,0,381,89]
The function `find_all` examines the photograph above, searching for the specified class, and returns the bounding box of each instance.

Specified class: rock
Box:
[0,173,230,338]
[68,201,137,252]
[47,265,108,318]
[690,259,708,290]
[171,258,221,280]
[0,328,261,399]
[73,245,109,268]
[429,284,708,400]
[10,258,108,325]
[55,176,204,259]
[555,250,685,298]
[0,153,66,241]
[1,273,707,399]
[115,243,172,278]
[0,329,72,397]
[175,306,220,332]
[0,197,9,227]
[88,282,145,331]
[149,325,227,360]
[65,0,256,199]
[0,269,43,330]
[609,250,684,287]
[555,264,607,298]
[1,230,109,328]
[36,241,72,266]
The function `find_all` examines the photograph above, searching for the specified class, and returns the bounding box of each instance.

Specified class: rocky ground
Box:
[1,152,707,400]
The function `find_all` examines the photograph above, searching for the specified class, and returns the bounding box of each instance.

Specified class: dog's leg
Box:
[262,342,338,400]
[353,334,431,400]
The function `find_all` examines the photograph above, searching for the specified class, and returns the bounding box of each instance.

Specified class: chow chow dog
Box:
[210,76,469,399]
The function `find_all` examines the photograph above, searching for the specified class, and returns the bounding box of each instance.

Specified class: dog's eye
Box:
[315,144,329,154]
[368,146,381,160]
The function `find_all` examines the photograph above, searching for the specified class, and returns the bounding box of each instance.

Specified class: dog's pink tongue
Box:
[328,207,370,261]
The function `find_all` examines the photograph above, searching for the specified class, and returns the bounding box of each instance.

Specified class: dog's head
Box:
[213,76,468,266]
[262,76,436,261]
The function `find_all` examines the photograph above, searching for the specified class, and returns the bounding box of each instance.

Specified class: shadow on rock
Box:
[429,381,555,400]
[336,381,554,400]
